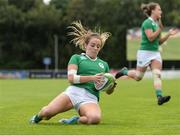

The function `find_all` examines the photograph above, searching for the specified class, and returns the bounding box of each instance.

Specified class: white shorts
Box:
[137,50,162,67]
[63,85,98,111]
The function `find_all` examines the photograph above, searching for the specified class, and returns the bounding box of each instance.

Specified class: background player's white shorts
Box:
[63,85,98,111]
[137,50,162,67]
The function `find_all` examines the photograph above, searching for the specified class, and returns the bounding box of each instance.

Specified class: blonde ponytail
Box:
[68,21,111,50]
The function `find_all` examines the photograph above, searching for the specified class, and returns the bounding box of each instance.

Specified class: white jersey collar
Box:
[81,53,97,61]
[148,17,157,23]
[148,17,154,22]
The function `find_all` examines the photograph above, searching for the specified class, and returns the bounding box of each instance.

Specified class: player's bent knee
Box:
[135,71,144,81]
[87,115,101,124]
[152,69,161,79]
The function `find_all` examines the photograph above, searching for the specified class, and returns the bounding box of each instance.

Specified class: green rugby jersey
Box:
[140,17,160,51]
[68,53,109,100]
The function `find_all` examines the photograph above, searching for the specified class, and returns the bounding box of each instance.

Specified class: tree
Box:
[0,0,179,69]
[0,0,64,69]
[8,0,40,12]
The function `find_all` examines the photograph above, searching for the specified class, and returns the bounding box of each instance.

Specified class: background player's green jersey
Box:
[140,17,160,51]
[68,53,109,99]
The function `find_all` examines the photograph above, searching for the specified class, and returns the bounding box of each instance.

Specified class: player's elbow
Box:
[68,75,74,84]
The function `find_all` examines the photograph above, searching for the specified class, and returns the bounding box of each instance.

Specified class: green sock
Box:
[156,89,162,97]
[122,69,128,75]
[35,115,42,123]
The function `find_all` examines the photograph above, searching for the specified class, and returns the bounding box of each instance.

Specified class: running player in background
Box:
[115,2,178,105]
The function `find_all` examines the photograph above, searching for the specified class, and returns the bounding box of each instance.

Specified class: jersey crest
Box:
[98,62,105,69]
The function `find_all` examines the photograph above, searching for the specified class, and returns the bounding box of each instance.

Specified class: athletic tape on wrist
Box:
[68,69,80,83]
[73,75,80,83]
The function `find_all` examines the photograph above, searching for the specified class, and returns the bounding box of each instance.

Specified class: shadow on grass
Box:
[35,122,113,126]
[37,122,78,126]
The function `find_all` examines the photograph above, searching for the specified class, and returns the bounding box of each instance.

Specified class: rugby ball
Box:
[94,73,115,92]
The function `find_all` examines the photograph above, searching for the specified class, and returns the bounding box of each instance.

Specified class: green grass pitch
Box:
[0,79,180,135]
